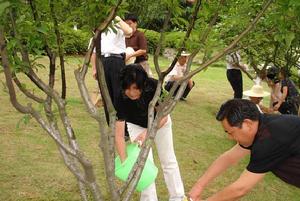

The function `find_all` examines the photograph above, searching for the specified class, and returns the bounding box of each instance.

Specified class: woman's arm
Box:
[274,85,287,111]
[115,120,127,162]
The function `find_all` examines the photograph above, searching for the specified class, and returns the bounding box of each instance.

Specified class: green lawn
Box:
[0,55,299,201]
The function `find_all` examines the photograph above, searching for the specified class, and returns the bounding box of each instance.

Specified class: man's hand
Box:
[188,185,203,201]
[188,144,249,201]
[125,53,133,61]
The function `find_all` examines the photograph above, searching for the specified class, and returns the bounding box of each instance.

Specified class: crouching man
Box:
[188,99,300,201]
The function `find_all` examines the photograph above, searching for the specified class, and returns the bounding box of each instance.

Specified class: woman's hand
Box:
[134,130,147,146]
[273,102,282,111]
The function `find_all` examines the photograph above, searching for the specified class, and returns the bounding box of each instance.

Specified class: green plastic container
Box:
[115,143,158,192]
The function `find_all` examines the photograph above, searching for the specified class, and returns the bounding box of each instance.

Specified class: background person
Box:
[91,16,132,122]
[88,30,102,107]
[188,99,300,201]
[266,67,282,112]
[243,84,271,113]
[115,64,185,201]
[164,51,195,101]
[266,78,282,110]
[124,13,153,76]
[273,69,299,115]
[226,51,247,99]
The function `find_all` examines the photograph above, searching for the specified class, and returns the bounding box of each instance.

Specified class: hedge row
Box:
[141,29,186,54]
[61,28,91,55]
[59,28,185,55]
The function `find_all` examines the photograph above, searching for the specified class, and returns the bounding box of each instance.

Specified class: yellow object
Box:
[182,196,194,201]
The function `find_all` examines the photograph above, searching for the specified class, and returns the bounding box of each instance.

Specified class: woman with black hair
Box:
[266,67,282,113]
[273,69,299,115]
[114,64,185,201]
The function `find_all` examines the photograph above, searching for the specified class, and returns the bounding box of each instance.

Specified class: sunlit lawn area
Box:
[0,55,299,201]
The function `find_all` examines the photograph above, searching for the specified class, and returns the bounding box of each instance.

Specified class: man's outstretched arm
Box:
[206,170,265,201]
[188,144,249,201]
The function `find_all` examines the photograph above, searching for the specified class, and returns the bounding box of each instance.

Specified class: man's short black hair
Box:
[124,13,138,22]
[216,99,260,127]
[119,64,148,92]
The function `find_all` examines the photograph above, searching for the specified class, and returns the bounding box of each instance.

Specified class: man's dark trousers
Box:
[226,69,243,99]
[100,56,125,124]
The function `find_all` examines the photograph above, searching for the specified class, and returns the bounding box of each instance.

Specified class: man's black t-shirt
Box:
[241,114,300,187]
[125,30,148,63]
[115,78,157,128]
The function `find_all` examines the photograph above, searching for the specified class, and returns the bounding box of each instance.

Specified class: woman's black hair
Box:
[266,66,279,81]
[119,64,148,93]
[279,68,291,79]
[216,99,260,127]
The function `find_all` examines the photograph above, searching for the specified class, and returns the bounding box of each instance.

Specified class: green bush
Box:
[21,24,91,55]
[61,28,91,55]
[141,28,188,54]
[140,29,161,54]
[59,27,185,55]
[165,31,185,49]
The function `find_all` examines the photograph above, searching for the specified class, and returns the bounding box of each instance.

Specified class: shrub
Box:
[141,28,190,54]
[59,27,186,55]
[165,31,185,49]
[61,28,91,55]
[140,29,161,54]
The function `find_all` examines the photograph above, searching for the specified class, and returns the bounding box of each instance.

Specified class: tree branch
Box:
[12,72,44,103]
[0,28,31,114]
[9,9,47,101]
[75,1,123,200]
[153,10,172,78]
[49,0,66,99]
[158,0,202,80]
[181,0,273,82]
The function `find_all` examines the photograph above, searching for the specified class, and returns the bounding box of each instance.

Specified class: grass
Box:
[0,55,299,201]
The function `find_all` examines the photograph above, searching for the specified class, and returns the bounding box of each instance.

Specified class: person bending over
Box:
[115,64,185,201]
[189,99,300,201]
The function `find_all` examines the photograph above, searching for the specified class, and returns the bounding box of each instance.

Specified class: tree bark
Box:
[49,0,67,99]
[75,1,124,200]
